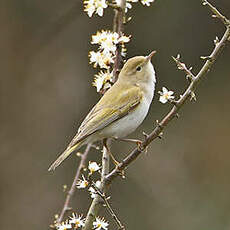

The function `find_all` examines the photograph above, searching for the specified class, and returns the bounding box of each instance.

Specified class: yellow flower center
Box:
[75,222,79,228]
[165,93,169,99]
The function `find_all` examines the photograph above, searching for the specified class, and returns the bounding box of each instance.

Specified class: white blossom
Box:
[84,0,108,17]
[92,31,118,53]
[88,181,101,199]
[91,31,130,54]
[158,87,175,104]
[56,221,72,230]
[118,35,131,43]
[141,0,155,7]
[69,213,85,228]
[88,161,100,174]
[91,30,108,44]
[100,38,117,54]
[84,0,96,17]
[89,51,114,69]
[93,216,109,230]
[122,0,138,12]
[95,0,108,16]
[125,2,132,12]
[92,70,113,92]
[76,175,89,189]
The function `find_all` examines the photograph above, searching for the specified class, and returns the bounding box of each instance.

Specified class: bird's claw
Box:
[115,164,125,179]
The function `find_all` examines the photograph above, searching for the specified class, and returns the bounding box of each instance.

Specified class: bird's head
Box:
[119,51,156,84]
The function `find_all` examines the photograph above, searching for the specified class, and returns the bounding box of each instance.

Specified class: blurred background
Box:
[1,0,230,229]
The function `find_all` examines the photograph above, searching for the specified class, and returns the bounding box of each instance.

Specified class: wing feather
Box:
[68,84,142,147]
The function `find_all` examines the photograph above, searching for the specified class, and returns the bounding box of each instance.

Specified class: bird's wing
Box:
[68,85,143,147]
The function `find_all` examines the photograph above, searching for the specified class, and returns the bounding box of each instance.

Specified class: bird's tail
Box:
[48,141,82,171]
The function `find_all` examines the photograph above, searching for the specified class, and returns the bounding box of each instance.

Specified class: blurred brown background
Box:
[1,0,230,229]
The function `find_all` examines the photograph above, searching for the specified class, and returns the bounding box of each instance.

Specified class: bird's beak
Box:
[145,50,157,63]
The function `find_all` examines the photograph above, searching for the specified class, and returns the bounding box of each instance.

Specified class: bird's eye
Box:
[136,66,142,72]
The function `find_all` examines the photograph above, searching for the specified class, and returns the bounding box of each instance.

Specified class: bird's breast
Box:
[100,95,152,138]
[97,68,156,139]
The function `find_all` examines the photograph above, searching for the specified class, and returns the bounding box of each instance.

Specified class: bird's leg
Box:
[112,137,142,149]
[102,139,125,178]
[103,139,120,166]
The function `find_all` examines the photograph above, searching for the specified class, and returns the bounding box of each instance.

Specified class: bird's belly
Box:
[100,98,151,138]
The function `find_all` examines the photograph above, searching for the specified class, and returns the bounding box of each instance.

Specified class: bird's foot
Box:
[111,157,121,167]
[113,136,146,152]
[113,137,142,145]
[115,163,125,179]
[141,131,149,154]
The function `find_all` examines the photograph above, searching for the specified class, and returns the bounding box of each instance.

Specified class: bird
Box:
[48,51,156,171]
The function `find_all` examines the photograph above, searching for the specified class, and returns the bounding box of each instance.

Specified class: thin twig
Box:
[172,55,195,81]
[202,0,230,26]
[112,0,126,82]
[56,144,92,224]
[104,0,230,186]
[82,140,110,230]
[91,182,125,230]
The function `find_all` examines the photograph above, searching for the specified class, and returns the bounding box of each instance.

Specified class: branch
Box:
[104,0,230,186]
[112,0,126,82]
[202,0,230,26]
[91,182,125,230]
[82,141,110,230]
[172,55,195,82]
[56,144,92,224]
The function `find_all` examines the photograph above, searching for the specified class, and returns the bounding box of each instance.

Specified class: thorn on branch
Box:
[158,132,163,139]
[124,16,132,24]
[175,113,180,119]
[142,131,149,140]
[49,224,56,229]
[115,68,121,76]
[63,184,68,192]
[172,55,195,80]
[169,98,179,106]
[202,0,230,27]
[186,74,193,83]
[144,146,149,154]
[91,144,100,150]
[190,91,197,102]
[65,207,72,211]
[156,120,162,129]
[201,0,207,6]
[200,55,213,61]
[76,152,82,157]
[137,144,145,152]
[214,36,220,46]
[140,132,149,154]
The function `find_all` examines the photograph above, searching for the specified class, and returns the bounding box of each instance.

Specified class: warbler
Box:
[48,51,156,171]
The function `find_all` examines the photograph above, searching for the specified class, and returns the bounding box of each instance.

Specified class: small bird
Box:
[48,51,156,171]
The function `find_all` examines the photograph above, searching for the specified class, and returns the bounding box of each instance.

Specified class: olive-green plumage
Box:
[48,51,156,171]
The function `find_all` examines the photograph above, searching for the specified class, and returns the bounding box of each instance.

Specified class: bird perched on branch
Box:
[49,51,156,171]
